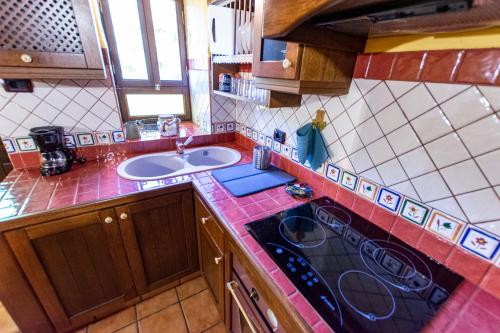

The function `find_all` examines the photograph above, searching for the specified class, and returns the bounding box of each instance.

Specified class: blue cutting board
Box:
[212,163,296,197]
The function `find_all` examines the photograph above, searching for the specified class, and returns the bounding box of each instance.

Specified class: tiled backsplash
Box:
[233,78,500,262]
[0,71,121,139]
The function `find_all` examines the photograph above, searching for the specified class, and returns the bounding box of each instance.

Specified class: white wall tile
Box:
[440,87,493,128]
[56,80,82,98]
[458,115,500,156]
[425,82,469,104]
[340,130,363,155]
[322,123,338,145]
[441,159,489,195]
[33,102,60,123]
[32,81,53,99]
[349,148,374,173]
[324,97,345,120]
[22,114,46,130]
[475,221,500,237]
[375,102,407,134]
[475,150,500,186]
[386,80,418,98]
[327,140,347,163]
[386,124,421,155]
[0,114,18,137]
[456,188,500,223]
[44,89,71,110]
[366,137,395,165]
[73,89,98,110]
[52,113,78,132]
[478,85,500,111]
[427,197,467,221]
[356,117,383,145]
[0,103,29,123]
[412,171,452,202]
[359,167,384,185]
[411,107,452,143]
[339,81,362,108]
[346,99,372,126]
[354,79,380,95]
[398,84,437,120]
[390,181,420,201]
[425,133,471,168]
[332,112,354,137]
[376,158,408,186]
[398,147,435,178]
[363,83,394,114]
[336,157,355,173]
[12,93,41,110]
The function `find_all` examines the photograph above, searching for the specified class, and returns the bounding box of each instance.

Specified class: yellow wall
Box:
[365,27,500,53]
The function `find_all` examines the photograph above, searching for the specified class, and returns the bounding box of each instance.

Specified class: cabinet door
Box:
[200,225,225,317]
[252,0,302,80]
[0,0,103,78]
[5,209,136,332]
[117,191,198,294]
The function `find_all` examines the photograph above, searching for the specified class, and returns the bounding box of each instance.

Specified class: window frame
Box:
[100,0,191,121]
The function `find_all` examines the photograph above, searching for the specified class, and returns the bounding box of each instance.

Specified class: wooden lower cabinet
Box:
[3,189,199,332]
[5,209,136,332]
[117,190,199,295]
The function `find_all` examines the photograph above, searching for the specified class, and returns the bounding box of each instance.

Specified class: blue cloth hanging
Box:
[296,123,329,170]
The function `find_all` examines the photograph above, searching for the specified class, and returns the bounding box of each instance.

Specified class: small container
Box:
[253,145,272,170]
[219,73,232,92]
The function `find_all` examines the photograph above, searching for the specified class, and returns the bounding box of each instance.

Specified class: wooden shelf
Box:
[212,89,301,108]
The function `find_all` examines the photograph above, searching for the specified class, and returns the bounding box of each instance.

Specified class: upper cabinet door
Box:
[0,0,105,79]
[116,191,199,295]
[252,0,302,80]
[4,209,136,332]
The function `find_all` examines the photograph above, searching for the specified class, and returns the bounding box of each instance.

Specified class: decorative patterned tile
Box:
[460,227,500,260]
[281,144,291,158]
[112,131,125,143]
[325,163,341,183]
[357,178,378,201]
[376,187,402,213]
[272,141,281,153]
[2,138,15,153]
[215,123,225,133]
[399,198,431,226]
[265,136,273,148]
[76,133,95,146]
[226,122,235,131]
[258,133,265,144]
[95,132,112,145]
[252,130,258,141]
[340,170,358,191]
[426,211,465,243]
[63,134,76,147]
[246,127,252,138]
[15,137,37,151]
[235,123,240,132]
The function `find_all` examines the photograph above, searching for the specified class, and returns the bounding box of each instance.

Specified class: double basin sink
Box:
[117,146,241,181]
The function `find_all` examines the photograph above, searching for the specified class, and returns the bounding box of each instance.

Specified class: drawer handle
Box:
[227,281,258,333]
[120,213,128,220]
[21,54,33,63]
[104,217,113,224]
[201,216,210,225]
[214,256,223,265]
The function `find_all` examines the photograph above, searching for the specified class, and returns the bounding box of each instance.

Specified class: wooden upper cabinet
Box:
[0,0,105,79]
[252,0,364,96]
[4,209,136,332]
[117,191,199,295]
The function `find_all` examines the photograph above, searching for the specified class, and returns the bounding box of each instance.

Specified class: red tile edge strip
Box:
[353,48,500,86]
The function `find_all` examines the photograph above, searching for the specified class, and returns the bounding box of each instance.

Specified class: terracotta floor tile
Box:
[0,305,19,333]
[139,304,187,333]
[136,288,178,320]
[88,307,136,333]
[176,276,208,300]
[203,322,225,333]
[115,323,137,333]
[181,290,220,333]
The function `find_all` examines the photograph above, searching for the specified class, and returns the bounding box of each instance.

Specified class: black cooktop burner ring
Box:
[360,239,433,292]
[315,205,352,227]
[279,216,327,249]
[338,270,396,322]
[373,247,417,280]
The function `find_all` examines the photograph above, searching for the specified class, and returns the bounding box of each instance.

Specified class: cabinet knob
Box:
[104,217,113,224]
[21,54,33,63]
[282,58,292,69]
[120,213,128,220]
[201,217,210,225]
[214,256,223,265]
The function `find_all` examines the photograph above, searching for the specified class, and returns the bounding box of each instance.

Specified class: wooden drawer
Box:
[195,195,224,252]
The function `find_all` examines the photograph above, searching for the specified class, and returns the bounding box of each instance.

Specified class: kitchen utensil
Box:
[158,115,180,137]
[124,121,141,140]
[253,145,271,170]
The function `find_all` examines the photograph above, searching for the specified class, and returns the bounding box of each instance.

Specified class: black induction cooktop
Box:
[245,196,463,333]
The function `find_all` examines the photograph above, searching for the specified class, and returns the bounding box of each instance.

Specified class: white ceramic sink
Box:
[117,146,241,181]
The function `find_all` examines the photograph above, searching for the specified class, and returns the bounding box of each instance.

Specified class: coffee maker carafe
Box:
[29,126,79,176]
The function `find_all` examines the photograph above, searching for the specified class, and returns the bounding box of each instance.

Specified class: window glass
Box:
[108,0,149,80]
[126,94,185,116]
[150,0,182,81]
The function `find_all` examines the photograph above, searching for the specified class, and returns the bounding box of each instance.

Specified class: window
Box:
[101,0,190,120]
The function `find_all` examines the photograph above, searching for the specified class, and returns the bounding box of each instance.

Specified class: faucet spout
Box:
[176,136,193,154]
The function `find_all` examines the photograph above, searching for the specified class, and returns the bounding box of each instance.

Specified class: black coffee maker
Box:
[29,126,79,176]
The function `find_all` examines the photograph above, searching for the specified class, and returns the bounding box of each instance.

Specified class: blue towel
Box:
[296,123,329,170]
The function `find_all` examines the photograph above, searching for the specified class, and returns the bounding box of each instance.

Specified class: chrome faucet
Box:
[176,136,194,154]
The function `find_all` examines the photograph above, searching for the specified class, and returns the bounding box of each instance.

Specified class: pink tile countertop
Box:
[0,142,499,332]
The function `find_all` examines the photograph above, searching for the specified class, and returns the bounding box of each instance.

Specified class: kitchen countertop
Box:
[0,141,491,333]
